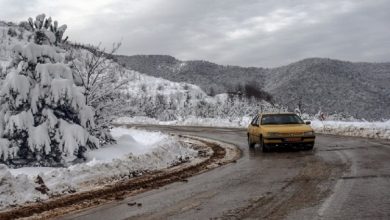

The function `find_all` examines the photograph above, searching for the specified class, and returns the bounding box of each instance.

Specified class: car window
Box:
[261,114,304,125]
[261,116,275,125]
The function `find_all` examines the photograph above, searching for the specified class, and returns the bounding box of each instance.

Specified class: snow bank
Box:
[85,127,170,161]
[311,120,390,139]
[1,128,197,210]
[115,116,390,140]
[0,165,46,209]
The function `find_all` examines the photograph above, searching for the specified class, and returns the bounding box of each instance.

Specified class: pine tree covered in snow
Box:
[0,15,98,167]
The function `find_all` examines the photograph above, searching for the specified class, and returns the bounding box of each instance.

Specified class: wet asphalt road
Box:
[60,126,390,220]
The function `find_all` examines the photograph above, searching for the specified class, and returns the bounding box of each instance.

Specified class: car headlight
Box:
[304,131,314,136]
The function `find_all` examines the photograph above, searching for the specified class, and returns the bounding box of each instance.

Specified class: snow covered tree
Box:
[26,14,68,46]
[68,43,128,144]
[0,15,98,167]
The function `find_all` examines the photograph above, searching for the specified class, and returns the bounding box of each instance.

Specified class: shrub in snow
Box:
[0,15,98,167]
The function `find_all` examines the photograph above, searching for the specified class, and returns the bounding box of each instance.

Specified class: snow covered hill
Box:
[117,68,279,122]
[115,54,268,95]
[116,55,390,120]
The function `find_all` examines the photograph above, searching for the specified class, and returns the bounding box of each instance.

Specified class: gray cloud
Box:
[1,0,389,67]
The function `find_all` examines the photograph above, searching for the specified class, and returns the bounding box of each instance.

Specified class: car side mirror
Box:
[305,121,311,125]
[251,123,259,127]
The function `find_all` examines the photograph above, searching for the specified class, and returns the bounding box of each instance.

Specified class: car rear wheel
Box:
[248,134,255,148]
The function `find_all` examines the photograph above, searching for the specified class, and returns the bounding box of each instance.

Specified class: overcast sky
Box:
[1,0,390,67]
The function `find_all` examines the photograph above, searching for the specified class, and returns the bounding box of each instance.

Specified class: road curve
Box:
[60,126,390,220]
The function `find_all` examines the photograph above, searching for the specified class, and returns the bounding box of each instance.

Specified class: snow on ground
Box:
[85,127,169,161]
[7,166,56,178]
[115,116,390,140]
[311,120,390,140]
[0,127,197,210]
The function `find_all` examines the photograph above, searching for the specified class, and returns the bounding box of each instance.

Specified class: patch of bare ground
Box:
[0,136,240,220]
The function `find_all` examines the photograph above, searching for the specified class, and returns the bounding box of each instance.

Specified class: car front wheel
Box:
[248,134,255,148]
[260,136,271,152]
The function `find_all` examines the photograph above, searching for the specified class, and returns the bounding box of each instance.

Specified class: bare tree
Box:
[68,43,129,144]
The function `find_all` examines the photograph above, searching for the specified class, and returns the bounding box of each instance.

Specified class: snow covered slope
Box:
[118,68,279,121]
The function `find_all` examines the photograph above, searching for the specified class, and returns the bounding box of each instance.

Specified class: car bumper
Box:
[263,136,315,147]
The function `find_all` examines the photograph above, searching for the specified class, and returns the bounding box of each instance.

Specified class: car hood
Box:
[261,124,313,133]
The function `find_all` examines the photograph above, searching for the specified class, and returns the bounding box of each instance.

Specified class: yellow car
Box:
[247,113,315,152]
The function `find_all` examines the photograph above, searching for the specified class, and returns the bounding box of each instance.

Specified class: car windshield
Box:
[261,114,304,125]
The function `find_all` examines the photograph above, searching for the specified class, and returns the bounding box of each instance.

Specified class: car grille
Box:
[284,133,304,137]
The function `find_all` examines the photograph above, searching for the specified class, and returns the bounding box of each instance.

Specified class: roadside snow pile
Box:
[0,164,46,209]
[311,120,390,139]
[0,127,197,210]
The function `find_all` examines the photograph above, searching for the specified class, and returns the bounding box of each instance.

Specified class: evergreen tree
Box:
[0,14,98,167]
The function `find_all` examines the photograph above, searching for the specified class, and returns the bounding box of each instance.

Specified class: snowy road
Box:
[60,126,390,220]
